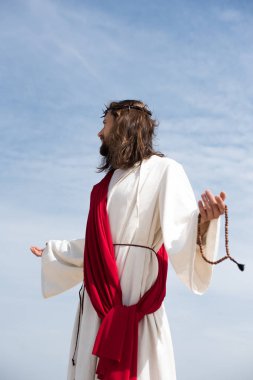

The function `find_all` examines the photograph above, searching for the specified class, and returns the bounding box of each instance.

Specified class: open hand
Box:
[30,246,45,257]
[198,190,226,224]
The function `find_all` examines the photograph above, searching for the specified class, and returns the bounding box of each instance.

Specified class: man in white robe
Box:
[30,100,226,380]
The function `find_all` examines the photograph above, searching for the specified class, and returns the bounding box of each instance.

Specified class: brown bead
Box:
[197,205,245,271]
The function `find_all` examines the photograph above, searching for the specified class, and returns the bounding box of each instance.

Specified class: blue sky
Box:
[1,0,252,379]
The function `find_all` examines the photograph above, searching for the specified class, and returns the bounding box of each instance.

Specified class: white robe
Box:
[41,154,221,380]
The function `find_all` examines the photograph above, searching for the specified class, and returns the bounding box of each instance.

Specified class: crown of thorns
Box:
[100,104,152,118]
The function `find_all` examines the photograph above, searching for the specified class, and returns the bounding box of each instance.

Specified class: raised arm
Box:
[159,160,221,294]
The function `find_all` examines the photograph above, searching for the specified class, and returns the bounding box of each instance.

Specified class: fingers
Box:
[198,199,208,223]
[219,191,226,201]
[215,193,226,214]
[198,189,226,222]
[30,246,44,257]
[200,191,217,220]
[204,190,221,218]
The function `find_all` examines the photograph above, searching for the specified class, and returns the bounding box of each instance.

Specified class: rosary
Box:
[197,205,245,271]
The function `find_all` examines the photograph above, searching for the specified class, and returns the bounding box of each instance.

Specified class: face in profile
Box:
[97,111,115,156]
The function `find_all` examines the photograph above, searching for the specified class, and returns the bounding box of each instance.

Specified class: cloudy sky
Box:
[1,0,252,379]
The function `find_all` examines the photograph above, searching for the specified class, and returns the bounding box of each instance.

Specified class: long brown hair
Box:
[96,99,165,172]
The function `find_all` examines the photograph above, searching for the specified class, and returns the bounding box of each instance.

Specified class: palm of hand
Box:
[30,246,45,257]
[198,190,226,224]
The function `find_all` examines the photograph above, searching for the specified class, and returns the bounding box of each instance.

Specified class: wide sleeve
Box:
[159,160,221,295]
[41,238,84,299]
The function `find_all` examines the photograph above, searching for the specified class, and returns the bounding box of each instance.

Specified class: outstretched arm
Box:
[30,239,85,298]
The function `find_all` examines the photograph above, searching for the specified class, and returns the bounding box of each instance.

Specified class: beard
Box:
[99,140,110,157]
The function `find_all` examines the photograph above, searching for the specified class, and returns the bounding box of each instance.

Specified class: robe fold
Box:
[41,155,221,380]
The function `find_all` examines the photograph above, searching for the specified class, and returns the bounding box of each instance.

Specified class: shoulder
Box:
[146,154,183,172]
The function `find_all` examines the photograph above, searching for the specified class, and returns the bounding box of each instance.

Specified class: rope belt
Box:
[72,283,85,365]
[71,242,157,367]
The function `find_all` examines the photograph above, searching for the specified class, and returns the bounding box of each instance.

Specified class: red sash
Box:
[83,169,168,380]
